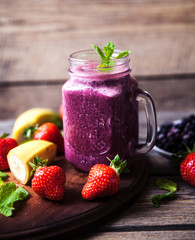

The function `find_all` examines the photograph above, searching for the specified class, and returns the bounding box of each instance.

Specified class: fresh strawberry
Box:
[30,156,66,201]
[81,154,129,200]
[59,104,63,120]
[0,133,18,171]
[180,144,195,187]
[33,122,64,155]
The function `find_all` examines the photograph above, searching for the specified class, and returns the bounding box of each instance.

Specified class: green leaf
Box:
[151,179,178,208]
[0,172,9,187]
[0,182,28,217]
[0,178,4,187]
[53,116,63,130]
[115,50,131,59]
[172,143,195,165]
[98,61,115,71]
[155,179,177,192]
[92,44,106,60]
[151,192,175,208]
[103,42,115,60]
[0,133,9,139]
[107,154,130,176]
[29,156,48,176]
[92,42,131,71]
[0,171,8,179]
[23,124,39,140]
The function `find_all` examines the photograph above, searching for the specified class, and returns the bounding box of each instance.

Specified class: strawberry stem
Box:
[23,124,39,140]
[172,143,195,165]
[0,133,9,139]
[29,156,48,176]
[107,154,130,176]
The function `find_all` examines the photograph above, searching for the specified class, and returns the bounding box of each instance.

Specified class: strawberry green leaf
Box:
[29,156,48,176]
[107,154,130,175]
[151,179,178,208]
[0,182,28,217]
[172,143,195,165]
[53,116,63,130]
[23,124,39,140]
[0,133,9,139]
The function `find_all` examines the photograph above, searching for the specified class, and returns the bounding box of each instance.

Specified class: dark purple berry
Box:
[156,114,195,153]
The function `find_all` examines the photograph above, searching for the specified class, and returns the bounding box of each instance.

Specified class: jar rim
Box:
[69,49,130,75]
[69,49,129,63]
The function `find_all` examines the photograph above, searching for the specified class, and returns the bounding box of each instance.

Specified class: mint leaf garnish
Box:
[103,41,115,60]
[92,41,131,70]
[151,179,178,208]
[0,182,28,217]
[115,50,131,59]
[0,171,8,187]
[92,45,106,61]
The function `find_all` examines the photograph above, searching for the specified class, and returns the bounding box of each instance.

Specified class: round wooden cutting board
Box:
[0,155,149,240]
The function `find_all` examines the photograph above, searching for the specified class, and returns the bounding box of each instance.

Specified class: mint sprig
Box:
[92,41,131,69]
[151,179,178,208]
[0,182,28,217]
[0,171,8,187]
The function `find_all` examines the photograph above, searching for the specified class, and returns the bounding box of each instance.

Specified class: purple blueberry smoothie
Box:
[62,49,139,172]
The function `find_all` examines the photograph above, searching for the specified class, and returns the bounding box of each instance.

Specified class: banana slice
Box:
[7,140,57,184]
[12,108,62,144]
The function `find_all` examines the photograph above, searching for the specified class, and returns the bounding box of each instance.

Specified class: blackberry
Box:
[156,114,195,153]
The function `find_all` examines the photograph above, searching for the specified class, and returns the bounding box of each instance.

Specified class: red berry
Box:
[31,161,66,201]
[34,122,64,155]
[82,164,120,200]
[81,155,128,200]
[0,135,18,171]
[180,153,195,187]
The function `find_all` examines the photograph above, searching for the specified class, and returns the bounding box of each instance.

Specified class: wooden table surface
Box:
[0,0,195,239]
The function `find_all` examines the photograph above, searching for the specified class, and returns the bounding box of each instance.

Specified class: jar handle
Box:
[135,88,157,154]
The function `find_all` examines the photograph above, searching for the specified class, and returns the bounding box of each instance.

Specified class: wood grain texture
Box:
[79,176,195,240]
[80,231,195,240]
[0,155,149,240]
[0,76,194,120]
[0,0,195,82]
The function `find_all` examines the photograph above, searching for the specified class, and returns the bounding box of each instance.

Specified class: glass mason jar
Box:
[62,49,157,172]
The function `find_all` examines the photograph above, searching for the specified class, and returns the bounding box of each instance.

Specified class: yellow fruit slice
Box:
[12,108,62,144]
[7,140,57,184]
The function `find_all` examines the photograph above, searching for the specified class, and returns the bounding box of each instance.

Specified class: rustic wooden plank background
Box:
[0,1,195,239]
[1,0,195,120]
[0,76,194,120]
[0,0,195,83]
[81,176,195,240]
